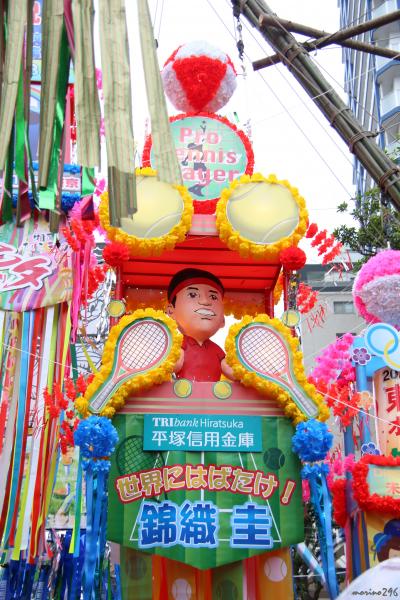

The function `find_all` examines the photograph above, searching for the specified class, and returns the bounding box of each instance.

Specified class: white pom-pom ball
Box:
[161,41,237,113]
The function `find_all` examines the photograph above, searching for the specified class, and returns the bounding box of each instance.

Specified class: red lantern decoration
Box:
[279,246,307,271]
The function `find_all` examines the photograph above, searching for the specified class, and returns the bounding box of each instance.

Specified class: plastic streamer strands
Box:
[236,323,319,419]
[89,318,170,413]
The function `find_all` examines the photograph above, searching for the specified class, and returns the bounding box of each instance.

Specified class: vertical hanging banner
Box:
[107,381,304,570]
[373,367,400,455]
[0,216,72,310]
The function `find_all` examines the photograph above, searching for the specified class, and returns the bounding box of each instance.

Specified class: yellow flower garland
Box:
[216,173,308,262]
[225,314,329,425]
[99,167,193,257]
[81,309,182,418]
[273,273,284,305]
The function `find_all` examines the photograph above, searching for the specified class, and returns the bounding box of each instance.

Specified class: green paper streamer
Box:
[0,0,27,169]
[1,120,15,223]
[81,167,95,198]
[137,0,182,186]
[38,0,64,188]
[15,62,26,183]
[39,25,70,210]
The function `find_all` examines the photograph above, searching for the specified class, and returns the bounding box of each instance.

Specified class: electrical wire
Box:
[208,0,400,150]
[314,384,400,432]
[207,0,356,198]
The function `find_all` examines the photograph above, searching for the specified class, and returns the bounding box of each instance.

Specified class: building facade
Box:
[300,262,366,372]
[338,0,400,194]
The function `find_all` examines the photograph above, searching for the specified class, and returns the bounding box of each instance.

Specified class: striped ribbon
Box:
[1,312,33,549]
[38,0,64,188]
[10,308,44,560]
[39,25,70,211]
[0,313,20,517]
[20,307,54,553]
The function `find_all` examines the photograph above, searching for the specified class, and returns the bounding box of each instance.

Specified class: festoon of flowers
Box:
[216,173,308,262]
[81,309,183,418]
[99,167,193,257]
[224,314,330,425]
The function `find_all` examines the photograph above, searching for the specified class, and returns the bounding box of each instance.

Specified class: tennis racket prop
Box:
[86,310,182,414]
[231,318,320,419]
[116,435,167,500]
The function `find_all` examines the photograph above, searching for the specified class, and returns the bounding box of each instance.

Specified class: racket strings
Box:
[241,329,287,374]
[121,323,167,370]
[117,436,163,474]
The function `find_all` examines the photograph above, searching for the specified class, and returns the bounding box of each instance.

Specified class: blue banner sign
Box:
[143,414,262,452]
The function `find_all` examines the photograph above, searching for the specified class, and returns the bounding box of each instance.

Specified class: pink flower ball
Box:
[353,249,400,327]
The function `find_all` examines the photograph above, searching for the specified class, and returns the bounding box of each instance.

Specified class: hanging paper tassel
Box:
[292,420,339,599]
[74,416,118,598]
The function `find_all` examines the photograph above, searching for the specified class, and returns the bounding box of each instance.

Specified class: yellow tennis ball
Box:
[120,176,184,239]
[213,381,232,399]
[174,379,192,398]
[226,181,300,244]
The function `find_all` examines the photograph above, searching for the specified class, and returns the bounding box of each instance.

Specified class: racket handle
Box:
[89,379,117,413]
[290,386,319,418]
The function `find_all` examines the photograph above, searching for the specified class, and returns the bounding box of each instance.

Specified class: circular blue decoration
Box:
[292,419,333,463]
[74,416,118,470]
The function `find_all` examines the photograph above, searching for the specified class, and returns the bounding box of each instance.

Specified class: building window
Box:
[336,332,356,339]
[333,301,355,314]
[305,270,325,283]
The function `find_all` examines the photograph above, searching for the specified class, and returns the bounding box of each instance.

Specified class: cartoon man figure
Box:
[167,268,235,382]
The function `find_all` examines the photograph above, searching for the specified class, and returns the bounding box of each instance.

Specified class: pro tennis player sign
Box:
[107,381,303,570]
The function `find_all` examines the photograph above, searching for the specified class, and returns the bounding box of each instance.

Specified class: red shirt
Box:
[176,335,225,382]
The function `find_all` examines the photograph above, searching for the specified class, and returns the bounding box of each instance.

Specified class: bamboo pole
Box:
[233,0,400,212]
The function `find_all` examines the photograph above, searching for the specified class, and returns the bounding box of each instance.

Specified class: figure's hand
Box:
[174,349,185,374]
[221,358,237,381]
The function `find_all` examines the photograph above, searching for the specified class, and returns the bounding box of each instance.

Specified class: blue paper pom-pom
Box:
[292,419,333,463]
[74,416,118,469]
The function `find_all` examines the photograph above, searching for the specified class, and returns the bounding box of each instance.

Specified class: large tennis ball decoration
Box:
[353,249,400,327]
[161,41,237,113]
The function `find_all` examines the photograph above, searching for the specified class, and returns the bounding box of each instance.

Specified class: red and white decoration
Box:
[161,41,237,113]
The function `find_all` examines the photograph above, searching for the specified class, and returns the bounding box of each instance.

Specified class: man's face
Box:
[168,283,225,343]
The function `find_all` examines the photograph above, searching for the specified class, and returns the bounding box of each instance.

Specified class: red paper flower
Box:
[306,223,318,238]
[279,246,307,271]
[331,478,348,527]
[103,242,130,267]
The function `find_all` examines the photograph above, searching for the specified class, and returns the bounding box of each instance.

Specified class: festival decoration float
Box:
[0,1,341,598]
[90,30,339,600]
[311,249,400,587]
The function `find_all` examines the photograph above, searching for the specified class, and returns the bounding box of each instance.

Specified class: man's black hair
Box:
[167,268,224,306]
